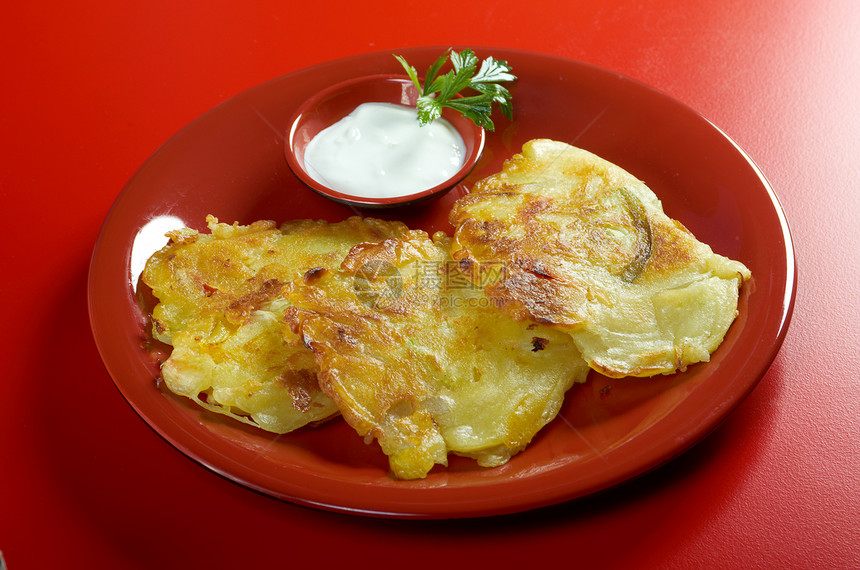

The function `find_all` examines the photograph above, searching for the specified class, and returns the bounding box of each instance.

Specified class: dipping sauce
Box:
[303,102,466,199]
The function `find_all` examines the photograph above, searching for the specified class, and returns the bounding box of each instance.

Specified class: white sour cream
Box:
[303,102,466,198]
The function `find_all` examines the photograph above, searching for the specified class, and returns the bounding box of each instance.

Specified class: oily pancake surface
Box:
[141,215,410,433]
[449,139,752,378]
[285,231,590,480]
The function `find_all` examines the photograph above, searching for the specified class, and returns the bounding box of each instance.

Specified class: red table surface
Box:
[2,1,858,568]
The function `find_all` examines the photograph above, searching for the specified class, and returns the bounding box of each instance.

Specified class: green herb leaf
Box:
[394,48,516,131]
[393,54,421,92]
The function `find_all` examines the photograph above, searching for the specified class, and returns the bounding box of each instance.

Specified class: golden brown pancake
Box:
[285,230,589,479]
[141,215,410,433]
[449,139,751,378]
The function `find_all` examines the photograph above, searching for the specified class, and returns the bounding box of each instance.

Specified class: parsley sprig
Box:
[394,49,516,131]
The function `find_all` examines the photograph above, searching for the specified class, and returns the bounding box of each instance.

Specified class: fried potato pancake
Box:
[449,139,752,378]
[141,215,410,433]
[285,230,589,480]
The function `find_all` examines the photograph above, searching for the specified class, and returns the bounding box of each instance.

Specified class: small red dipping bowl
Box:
[285,74,486,209]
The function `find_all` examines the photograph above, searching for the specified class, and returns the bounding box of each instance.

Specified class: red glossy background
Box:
[3,1,859,568]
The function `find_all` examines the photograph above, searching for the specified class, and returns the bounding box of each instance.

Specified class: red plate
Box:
[88,47,796,519]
